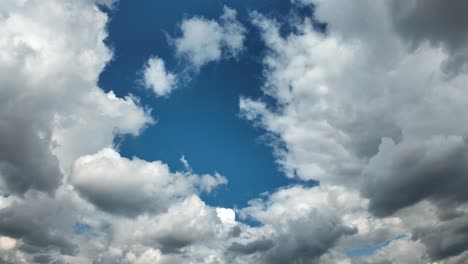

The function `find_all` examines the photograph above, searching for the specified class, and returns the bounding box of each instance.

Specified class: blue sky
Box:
[2,0,468,263]
[98,0,305,208]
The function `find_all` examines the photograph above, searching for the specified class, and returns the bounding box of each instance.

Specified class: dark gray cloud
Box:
[229,225,242,237]
[157,236,193,254]
[238,186,359,264]
[362,137,468,217]
[388,0,468,75]
[413,214,468,261]
[0,85,62,194]
[228,238,274,255]
[264,217,356,264]
[0,201,78,256]
[33,254,53,264]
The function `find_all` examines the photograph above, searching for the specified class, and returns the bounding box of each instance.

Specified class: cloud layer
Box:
[1,0,468,263]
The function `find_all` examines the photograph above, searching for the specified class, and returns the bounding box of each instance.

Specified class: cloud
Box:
[228,238,274,255]
[3,0,468,263]
[0,183,232,263]
[395,200,468,261]
[0,236,16,251]
[350,237,428,264]
[234,185,360,263]
[52,89,153,175]
[142,56,177,97]
[362,136,468,217]
[0,190,86,258]
[386,0,468,75]
[90,194,238,264]
[241,0,468,261]
[140,195,222,253]
[173,6,246,69]
[216,207,236,226]
[0,0,152,195]
[0,0,235,261]
[71,148,227,216]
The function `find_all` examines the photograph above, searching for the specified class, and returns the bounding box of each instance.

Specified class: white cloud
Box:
[0,0,153,194]
[52,90,153,175]
[138,195,222,250]
[3,0,468,263]
[71,148,227,216]
[241,0,468,261]
[174,6,246,69]
[142,56,177,97]
[0,0,236,261]
[216,208,236,226]
[229,186,357,263]
[127,249,163,264]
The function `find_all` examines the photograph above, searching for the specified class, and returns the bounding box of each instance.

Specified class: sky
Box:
[98,0,297,208]
[1,0,468,263]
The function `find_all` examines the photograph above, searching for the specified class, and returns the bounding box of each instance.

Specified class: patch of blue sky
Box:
[98,0,324,210]
[74,222,92,235]
[345,234,409,258]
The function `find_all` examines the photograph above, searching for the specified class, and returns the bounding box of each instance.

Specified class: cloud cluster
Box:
[0,0,152,195]
[0,1,237,262]
[236,186,359,263]
[2,0,468,263]
[139,5,246,98]
[241,0,468,262]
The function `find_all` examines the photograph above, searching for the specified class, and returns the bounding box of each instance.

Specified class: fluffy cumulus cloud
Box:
[241,0,468,262]
[71,148,227,216]
[142,56,176,97]
[0,0,152,195]
[235,186,359,264]
[173,6,246,69]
